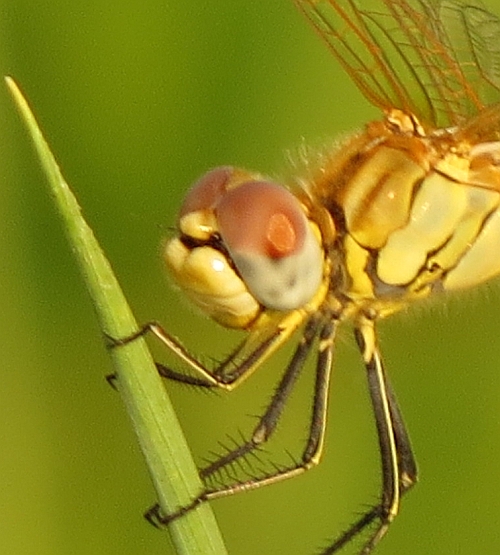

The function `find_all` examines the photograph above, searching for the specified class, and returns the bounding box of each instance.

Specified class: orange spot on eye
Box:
[266,212,296,257]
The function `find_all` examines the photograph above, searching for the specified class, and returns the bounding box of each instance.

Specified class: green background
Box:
[1,1,500,554]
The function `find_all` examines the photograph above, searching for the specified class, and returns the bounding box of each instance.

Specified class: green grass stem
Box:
[6,76,228,555]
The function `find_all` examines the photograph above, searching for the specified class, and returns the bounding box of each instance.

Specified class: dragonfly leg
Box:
[318,320,417,554]
[146,313,337,527]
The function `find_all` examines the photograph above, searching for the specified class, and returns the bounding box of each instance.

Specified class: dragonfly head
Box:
[164,166,325,329]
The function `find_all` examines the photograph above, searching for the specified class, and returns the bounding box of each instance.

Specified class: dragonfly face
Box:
[165,166,325,328]
[138,1,500,553]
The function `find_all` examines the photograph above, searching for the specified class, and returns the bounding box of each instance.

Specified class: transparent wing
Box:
[295,0,500,128]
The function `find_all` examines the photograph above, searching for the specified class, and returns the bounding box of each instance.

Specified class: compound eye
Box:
[216,181,324,311]
[179,166,233,217]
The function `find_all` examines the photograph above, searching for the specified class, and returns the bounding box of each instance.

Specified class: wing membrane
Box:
[295,0,500,128]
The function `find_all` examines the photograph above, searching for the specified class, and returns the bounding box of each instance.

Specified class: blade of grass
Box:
[6,76,228,555]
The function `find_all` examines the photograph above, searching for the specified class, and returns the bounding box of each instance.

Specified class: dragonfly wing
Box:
[295,0,500,128]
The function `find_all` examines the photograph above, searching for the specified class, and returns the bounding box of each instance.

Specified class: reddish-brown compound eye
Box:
[216,181,306,258]
[216,181,324,311]
[179,166,233,217]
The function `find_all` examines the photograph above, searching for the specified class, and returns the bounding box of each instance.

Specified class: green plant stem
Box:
[6,76,228,555]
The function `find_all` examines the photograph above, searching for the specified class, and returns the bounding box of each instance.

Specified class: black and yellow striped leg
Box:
[320,319,417,555]
[146,313,337,527]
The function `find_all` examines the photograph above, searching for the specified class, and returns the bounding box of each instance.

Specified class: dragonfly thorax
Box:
[314,113,500,317]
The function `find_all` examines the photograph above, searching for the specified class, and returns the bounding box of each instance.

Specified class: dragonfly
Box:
[113,0,500,553]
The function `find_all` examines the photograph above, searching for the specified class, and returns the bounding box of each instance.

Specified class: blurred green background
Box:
[2,1,500,554]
